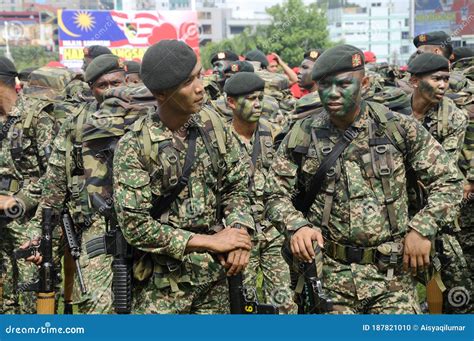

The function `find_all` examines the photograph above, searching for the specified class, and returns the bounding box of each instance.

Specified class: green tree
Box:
[1,46,59,71]
[199,0,330,68]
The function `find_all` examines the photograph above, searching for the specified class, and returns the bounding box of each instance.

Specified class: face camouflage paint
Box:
[318,72,362,118]
[235,91,264,123]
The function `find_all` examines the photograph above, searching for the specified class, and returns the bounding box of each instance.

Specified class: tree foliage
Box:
[1,46,58,72]
[200,0,330,68]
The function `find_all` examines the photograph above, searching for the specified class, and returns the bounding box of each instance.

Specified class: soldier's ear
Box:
[409,75,419,88]
[226,95,237,110]
[361,75,370,92]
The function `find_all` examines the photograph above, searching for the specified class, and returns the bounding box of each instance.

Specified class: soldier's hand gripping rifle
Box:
[13,208,59,314]
[282,242,332,314]
[85,193,132,314]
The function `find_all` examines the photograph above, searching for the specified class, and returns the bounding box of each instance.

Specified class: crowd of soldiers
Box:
[0,29,472,315]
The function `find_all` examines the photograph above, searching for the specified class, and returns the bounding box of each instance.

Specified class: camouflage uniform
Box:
[265,100,463,314]
[113,106,254,314]
[0,93,58,314]
[231,120,297,314]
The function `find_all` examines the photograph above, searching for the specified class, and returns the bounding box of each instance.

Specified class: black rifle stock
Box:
[85,193,132,314]
[227,273,278,314]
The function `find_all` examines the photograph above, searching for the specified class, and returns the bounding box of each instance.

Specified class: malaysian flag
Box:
[110,11,164,45]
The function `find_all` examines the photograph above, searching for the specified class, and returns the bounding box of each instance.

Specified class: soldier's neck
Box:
[0,85,17,118]
[157,107,193,134]
[412,91,434,118]
[232,116,257,141]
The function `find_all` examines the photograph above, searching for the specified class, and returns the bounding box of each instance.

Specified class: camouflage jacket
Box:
[231,119,276,225]
[265,100,463,244]
[410,95,468,163]
[113,106,254,285]
[0,94,58,214]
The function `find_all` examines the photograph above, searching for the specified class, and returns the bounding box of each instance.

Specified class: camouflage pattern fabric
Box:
[368,87,412,116]
[203,74,222,101]
[0,94,58,314]
[265,101,463,314]
[113,107,254,314]
[231,122,297,314]
[255,69,296,118]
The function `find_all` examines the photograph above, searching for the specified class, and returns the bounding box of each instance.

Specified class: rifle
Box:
[282,242,332,314]
[61,207,87,314]
[85,193,133,314]
[13,207,59,314]
[228,272,279,314]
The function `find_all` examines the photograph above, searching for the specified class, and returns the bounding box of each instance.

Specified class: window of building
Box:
[336,22,341,27]
[230,26,245,35]
[401,31,409,39]
[400,46,409,54]
[202,24,212,34]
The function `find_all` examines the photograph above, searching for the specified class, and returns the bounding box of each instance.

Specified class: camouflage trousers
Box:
[73,219,113,314]
[131,276,230,314]
[0,219,37,314]
[243,225,297,314]
[323,256,421,314]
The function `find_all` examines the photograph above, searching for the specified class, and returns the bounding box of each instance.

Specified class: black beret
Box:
[124,60,141,74]
[413,31,452,54]
[210,50,239,64]
[312,44,365,81]
[85,54,124,84]
[407,53,449,75]
[303,49,323,62]
[141,40,197,92]
[452,47,474,62]
[224,61,254,74]
[0,56,18,77]
[83,45,112,59]
[245,49,269,68]
[224,72,265,97]
[18,66,39,81]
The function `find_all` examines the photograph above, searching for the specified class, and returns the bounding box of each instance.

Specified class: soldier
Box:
[124,60,142,84]
[265,44,463,314]
[22,54,127,314]
[408,53,472,313]
[267,53,298,86]
[294,49,323,115]
[113,40,254,314]
[413,31,453,60]
[0,57,58,314]
[82,45,113,71]
[451,47,474,80]
[223,72,297,314]
[203,50,239,101]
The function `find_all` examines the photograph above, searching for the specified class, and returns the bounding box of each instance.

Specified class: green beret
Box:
[312,44,365,81]
[452,47,474,62]
[407,53,449,76]
[83,45,112,59]
[303,49,323,62]
[211,50,239,64]
[413,31,452,55]
[0,56,18,77]
[224,72,264,97]
[224,61,254,74]
[85,54,124,84]
[141,40,197,92]
[124,60,141,74]
[245,50,269,68]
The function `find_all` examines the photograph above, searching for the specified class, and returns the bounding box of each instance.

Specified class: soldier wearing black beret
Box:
[124,60,142,84]
[114,39,255,314]
[451,47,474,62]
[223,60,254,77]
[211,50,239,87]
[413,31,453,59]
[84,54,125,103]
[0,57,18,116]
[244,49,269,69]
[82,45,113,71]
[298,49,323,92]
[0,56,18,88]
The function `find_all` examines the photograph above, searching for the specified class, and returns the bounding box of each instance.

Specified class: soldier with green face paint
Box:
[265,44,463,314]
[224,72,297,314]
[203,50,239,102]
[408,53,472,313]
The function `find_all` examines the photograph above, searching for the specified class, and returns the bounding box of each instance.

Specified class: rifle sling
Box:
[298,125,359,215]
[150,127,199,220]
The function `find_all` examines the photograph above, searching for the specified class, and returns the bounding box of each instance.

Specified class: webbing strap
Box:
[150,127,198,220]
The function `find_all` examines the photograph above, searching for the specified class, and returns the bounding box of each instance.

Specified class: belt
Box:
[325,240,378,265]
